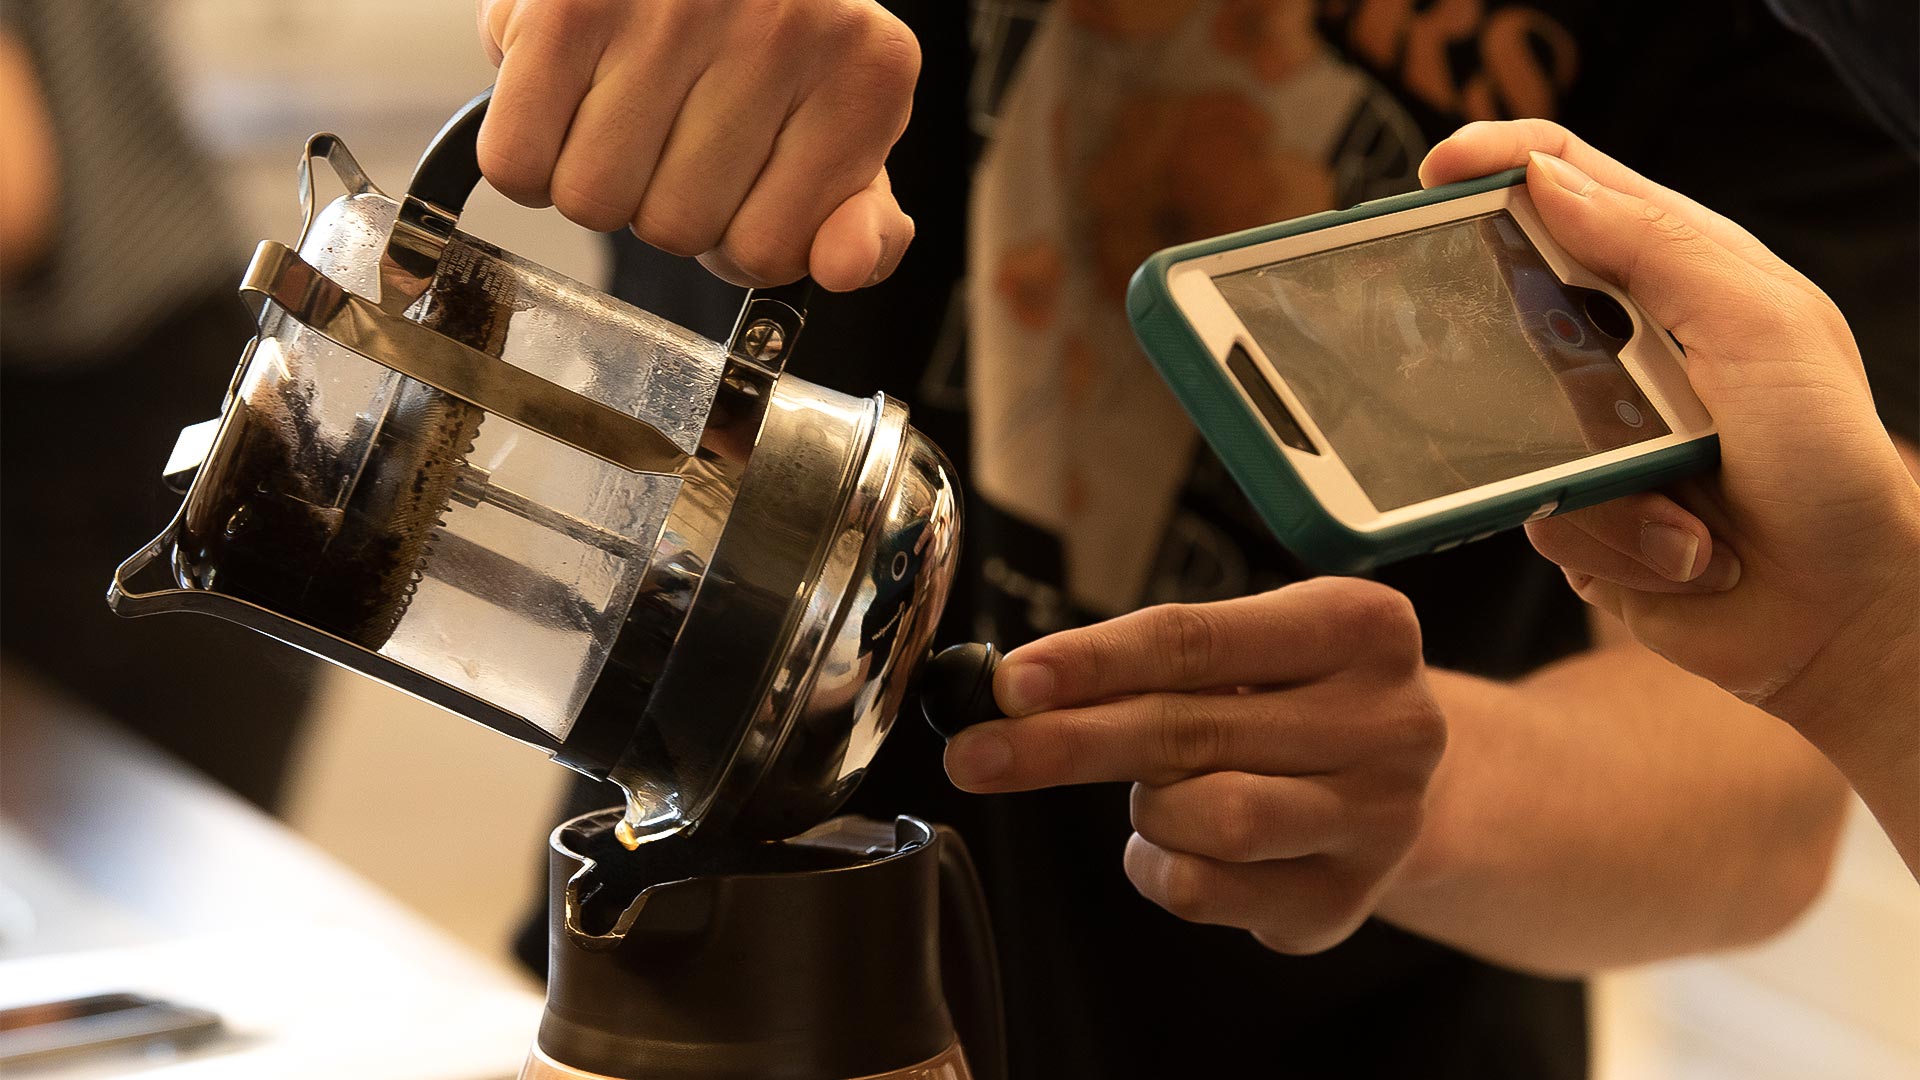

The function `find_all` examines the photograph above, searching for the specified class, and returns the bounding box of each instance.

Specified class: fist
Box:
[476,0,920,290]
[945,578,1446,954]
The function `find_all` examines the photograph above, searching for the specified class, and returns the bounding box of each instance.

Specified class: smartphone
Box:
[0,993,222,1067]
[1127,167,1718,573]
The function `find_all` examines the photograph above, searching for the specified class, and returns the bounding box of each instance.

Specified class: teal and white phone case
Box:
[1127,168,1719,574]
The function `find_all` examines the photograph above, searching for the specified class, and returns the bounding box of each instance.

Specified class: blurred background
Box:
[0,1,1914,1078]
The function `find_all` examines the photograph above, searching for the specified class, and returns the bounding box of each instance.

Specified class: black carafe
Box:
[521,811,1005,1080]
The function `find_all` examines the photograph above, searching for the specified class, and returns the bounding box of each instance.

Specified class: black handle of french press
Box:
[408,87,493,215]
[919,643,1006,740]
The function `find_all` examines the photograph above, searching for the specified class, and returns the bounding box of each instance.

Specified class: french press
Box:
[109,89,992,841]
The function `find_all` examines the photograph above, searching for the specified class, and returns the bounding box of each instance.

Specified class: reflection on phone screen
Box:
[1214,211,1667,511]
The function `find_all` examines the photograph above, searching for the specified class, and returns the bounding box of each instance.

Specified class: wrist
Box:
[1765,514,1920,760]
[1375,669,1491,901]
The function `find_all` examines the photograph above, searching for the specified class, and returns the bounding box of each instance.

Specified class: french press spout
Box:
[110,89,979,840]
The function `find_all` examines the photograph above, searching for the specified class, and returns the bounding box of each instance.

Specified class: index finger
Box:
[946,682,1373,792]
[995,578,1421,715]
[477,13,607,206]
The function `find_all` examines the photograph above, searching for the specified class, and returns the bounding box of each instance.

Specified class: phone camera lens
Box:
[1546,309,1585,347]
[1614,400,1645,427]
[1583,291,1634,339]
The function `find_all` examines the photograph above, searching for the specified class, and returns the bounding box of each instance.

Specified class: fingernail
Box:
[864,233,894,287]
[1639,522,1701,582]
[863,215,912,287]
[1529,151,1599,198]
[945,730,1012,788]
[998,660,1055,716]
[1695,548,1743,592]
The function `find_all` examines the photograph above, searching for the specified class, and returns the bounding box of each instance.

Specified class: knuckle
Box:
[1150,603,1221,684]
[1153,695,1223,773]
[1046,712,1100,779]
[811,2,920,83]
[1157,855,1218,923]
[526,0,611,36]
[1799,290,1853,350]
[548,173,634,234]
[1768,278,1855,356]
[1210,780,1263,862]
[476,135,551,205]
[1511,117,1576,154]
[632,198,720,258]
[1634,200,1709,262]
[856,15,923,96]
[1524,117,1575,143]
[1384,688,1447,769]
[715,232,809,286]
[1327,579,1422,661]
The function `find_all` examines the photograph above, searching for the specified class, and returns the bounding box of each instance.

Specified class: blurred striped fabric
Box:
[1,0,236,367]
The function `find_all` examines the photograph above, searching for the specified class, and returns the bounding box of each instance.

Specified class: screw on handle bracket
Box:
[726,278,815,376]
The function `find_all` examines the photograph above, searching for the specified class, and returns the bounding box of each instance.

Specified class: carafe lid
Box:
[537,811,991,1080]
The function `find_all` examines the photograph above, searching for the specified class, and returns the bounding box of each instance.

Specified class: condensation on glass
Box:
[180,194,724,739]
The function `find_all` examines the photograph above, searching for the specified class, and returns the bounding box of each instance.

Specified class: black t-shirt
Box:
[527,2,1919,1077]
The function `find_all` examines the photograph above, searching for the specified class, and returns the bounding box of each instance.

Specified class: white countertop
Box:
[0,670,545,1080]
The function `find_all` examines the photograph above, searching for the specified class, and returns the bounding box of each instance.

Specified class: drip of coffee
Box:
[612,781,686,851]
[613,812,684,851]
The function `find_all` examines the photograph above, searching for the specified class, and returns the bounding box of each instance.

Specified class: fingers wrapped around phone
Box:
[1417,118,1787,277]
[1524,492,1740,595]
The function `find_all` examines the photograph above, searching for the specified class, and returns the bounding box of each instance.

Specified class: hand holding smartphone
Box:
[1128,168,1717,573]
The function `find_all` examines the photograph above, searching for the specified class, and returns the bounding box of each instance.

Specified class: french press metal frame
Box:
[109,89,812,753]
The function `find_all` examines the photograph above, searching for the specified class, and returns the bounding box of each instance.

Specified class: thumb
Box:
[808,168,915,292]
[1523,151,1784,358]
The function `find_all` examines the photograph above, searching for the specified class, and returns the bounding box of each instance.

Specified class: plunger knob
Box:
[919,643,1005,741]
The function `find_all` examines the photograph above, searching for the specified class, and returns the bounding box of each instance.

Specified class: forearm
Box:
[1376,642,1848,976]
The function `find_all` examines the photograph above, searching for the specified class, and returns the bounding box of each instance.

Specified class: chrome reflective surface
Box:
[240,239,696,474]
[715,404,963,837]
[601,380,892,835]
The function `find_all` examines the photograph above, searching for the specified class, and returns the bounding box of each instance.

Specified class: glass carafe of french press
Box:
[109,90,965,842]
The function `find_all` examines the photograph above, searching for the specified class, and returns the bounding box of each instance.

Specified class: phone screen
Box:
[1214,210,1668,512]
